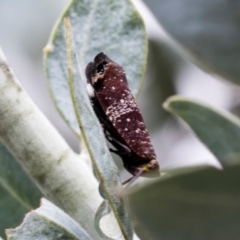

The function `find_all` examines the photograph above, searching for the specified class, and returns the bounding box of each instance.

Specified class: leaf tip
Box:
[43,44,54,54]
[162,95,177,111]
[163,95,189,112]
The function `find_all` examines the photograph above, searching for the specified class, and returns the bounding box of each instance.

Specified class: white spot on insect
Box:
[120,79,123,82]
[112,86,115,90]
[109,116,112,121]
[114,76,116,79]
[118,119,121,122]
[126,118,131,122]
[86,83,95,98]
[124,128,128,131]
[135,128,141,133]
[105,97,108,100]
[105,92,138,123]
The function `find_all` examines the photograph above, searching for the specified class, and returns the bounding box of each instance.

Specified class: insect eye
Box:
[97,61,107,74]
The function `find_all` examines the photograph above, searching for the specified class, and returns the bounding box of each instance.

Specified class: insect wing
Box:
[86,52,157,162]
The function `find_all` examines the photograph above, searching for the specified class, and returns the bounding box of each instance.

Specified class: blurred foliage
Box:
[130,166,240,240]
[144,0,240,84]
[131,1,240,240]
[0,143,41,239]
[165,97,240,165]
[139,38,181,131]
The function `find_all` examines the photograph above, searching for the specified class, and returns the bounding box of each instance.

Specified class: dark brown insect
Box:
[86,53,160,185]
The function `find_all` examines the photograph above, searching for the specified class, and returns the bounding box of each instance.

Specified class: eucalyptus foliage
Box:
[0,0,240,239]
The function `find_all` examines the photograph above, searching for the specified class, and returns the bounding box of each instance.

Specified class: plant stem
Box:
[0,47,102,239]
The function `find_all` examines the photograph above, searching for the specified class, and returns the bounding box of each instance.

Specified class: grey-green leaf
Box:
[6,198,92,240]
[164,96,240,166]
[64,18,133,240]
[129,166,240,240]
[44,0,147,136]
[145,0,240,84]
[0,142,42,239]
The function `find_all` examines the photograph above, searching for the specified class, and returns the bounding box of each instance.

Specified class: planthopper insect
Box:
[86,53,160,186]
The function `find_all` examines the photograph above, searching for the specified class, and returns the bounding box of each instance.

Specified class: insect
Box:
[86,52,160,186]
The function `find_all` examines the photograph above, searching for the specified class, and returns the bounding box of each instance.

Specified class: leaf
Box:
[129,165,240,240]
[64,18,133,240]
[164,96,240,165]
[44,0,147,137]
[6,198,92,240]
[145,0,240,84]
[0,142,42,239]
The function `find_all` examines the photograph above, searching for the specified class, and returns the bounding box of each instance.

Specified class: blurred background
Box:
[0,0,239,173]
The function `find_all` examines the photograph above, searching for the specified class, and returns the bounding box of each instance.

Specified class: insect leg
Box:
[122,168,144,188]
[105,131,131,155]
[89,95,131,155]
